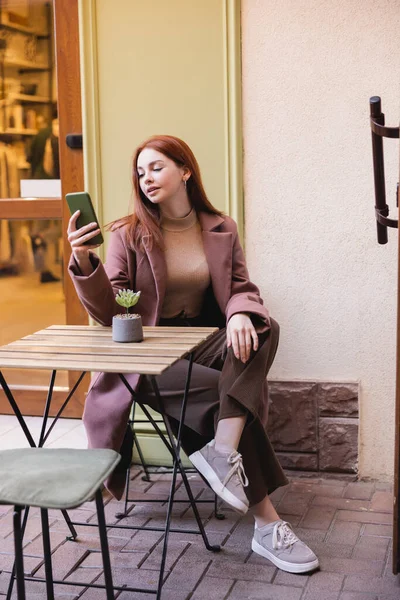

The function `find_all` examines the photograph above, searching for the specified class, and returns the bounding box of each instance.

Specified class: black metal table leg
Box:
[118,372,222,542]
[42,371,87,445]
[149,369,220,552]
[38,370,57,447]
[95,489,115,600]
[13,506,26,600]
[118,359,221,599]
[40,509,55,600]
[0,372,35,447]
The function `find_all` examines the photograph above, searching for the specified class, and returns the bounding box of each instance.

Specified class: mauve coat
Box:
[68,211,272,497]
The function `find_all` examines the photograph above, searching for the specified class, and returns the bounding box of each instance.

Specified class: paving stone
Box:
[291,528,327,544]
[303,571,344,593]
[276,492,314,516]
[318,556,385,576]
[207,559,275,582]
[382,543,395,576]
[311,496,370,511]
[63,564,103,596]
[375,482,393,493]
[0,505,12,518]
[336,511,391,525]
[120,528,163,553]
[8,580,77,600]
[81,549,147,570]
[273,569,309,587]
[0,571,13,595]
[0,535,17,554]
[300,506,336,530]
[227,580,303,599]
[370,491,393,513]
[140,539,189,572]
[363,524,392,537]
[352,536,389,561]
[205,511,241,535]
[311,541,354,559]
[344,482,375,500]
[191,575,234,599]
[290,476,323,485]
[163,555,210,591]
[269,485,288,504]
[119,588,188,600]
[279,514,302,527]
[73,573,112,599]
[63,530,132,553]
[193,539,249,565]
[343,573,400,595]
[1,514,56,545]
[339,593,378,600]
[0,553,43,576]
[34,541,90,580]
[113,565,161,589]
[303,590,340,600]
[291,482,345,497]
[327,521,362,545]
[22,529,72,556]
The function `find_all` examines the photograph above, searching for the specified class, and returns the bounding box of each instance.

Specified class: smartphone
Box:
[66,191,104,246]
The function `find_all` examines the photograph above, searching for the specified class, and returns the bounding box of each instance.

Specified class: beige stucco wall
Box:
[242,0,400,480]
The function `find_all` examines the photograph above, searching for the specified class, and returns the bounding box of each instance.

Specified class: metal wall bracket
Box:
[369,96,400,244]
[370,96,399,244]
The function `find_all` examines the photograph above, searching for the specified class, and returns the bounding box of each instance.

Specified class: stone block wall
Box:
[267,382,359,474]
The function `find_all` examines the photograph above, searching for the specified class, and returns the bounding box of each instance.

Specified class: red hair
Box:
[108,135,223,250]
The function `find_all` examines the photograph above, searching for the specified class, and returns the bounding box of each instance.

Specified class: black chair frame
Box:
[2,353,221,599]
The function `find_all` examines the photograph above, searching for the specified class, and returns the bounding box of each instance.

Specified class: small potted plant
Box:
[112,289,143,343]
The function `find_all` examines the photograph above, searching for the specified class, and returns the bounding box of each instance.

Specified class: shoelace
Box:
[272,521,299,550]
[222,451,249,488]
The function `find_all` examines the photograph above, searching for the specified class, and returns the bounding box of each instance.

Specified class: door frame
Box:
[0,0,89,417]
[393,172,400,573]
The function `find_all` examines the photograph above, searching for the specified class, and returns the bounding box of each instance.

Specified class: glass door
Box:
[0,0,88,417]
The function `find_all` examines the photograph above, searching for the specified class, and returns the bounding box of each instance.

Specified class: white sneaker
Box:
[252,520,319,574]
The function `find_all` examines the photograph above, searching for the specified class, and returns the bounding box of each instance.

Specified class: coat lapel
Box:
[141,212,231,321]
[199,212,232,312]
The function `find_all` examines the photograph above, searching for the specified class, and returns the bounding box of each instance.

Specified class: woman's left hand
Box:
[226,313,258,363]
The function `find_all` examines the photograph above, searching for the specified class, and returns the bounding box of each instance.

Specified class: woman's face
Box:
[137,148,188,206]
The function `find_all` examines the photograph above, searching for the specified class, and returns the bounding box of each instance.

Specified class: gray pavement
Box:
[0,467,399,600]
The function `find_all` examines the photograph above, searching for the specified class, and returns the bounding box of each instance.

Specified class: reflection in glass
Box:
[0,217,66,386]
[0,0,58,199]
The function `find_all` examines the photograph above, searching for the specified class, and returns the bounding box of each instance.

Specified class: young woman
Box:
[67,134,319,574]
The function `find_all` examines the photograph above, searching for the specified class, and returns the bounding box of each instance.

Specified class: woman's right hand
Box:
[67,210,102,273]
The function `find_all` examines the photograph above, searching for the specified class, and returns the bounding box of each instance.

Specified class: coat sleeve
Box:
[225,224,270,332]
[68,227,135,326]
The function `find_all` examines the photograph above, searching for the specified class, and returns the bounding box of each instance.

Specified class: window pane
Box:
[0,217,67,387]
[0,0,60,199]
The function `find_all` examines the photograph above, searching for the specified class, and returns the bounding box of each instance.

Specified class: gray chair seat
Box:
[0,448,120,510]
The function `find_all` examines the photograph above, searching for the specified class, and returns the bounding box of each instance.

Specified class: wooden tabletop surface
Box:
[0,325,219,376]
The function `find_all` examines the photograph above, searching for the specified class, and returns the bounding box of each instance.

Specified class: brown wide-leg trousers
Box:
[136,317,288,506]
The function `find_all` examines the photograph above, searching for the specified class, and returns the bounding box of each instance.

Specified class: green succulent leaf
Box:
[115,289,141,309]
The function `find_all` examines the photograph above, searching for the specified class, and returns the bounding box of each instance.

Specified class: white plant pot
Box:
[112,314,143,343]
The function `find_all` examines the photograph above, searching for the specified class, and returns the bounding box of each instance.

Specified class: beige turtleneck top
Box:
[160,208,210,319]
